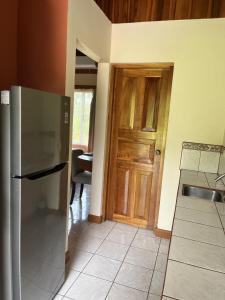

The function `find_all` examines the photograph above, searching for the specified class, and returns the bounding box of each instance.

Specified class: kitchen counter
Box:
[162,170,225,300]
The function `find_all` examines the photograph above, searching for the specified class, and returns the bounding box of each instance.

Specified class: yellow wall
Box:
[111,18,225,230]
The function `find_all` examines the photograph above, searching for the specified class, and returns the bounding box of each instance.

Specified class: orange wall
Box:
[18,0,68,95]
[0,0,18,90]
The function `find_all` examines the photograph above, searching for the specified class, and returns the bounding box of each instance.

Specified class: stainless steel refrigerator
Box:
[0,86,70,300]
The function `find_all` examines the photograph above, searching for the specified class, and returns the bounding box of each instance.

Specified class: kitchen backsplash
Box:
[180,142,224,174]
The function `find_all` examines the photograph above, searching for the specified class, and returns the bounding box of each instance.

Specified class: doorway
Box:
[69,49,98,226]
[104,64,173,229]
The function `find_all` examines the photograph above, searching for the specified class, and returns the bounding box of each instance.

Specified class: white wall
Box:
[65,0,111,223]
[111,18,225,230]
[90,63,110,215]
[66,0,111,98]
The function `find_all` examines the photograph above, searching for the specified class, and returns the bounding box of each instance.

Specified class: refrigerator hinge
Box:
[1,90,10,105]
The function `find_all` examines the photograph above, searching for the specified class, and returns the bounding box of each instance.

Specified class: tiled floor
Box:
[54,185,170,300]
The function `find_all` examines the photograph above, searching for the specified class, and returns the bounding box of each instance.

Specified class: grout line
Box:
[168,258,225,275]
[67,195,169,299]
[176,203,217,215]
[65,226,168,299]
[198,150,201,171]
[214,203,225,234]
[63,221,118,298]
[161,296,179,300]
[103,225,139,299]
[172,234,225,248]
[68,271,152,294]
[146,238,162,299]
[174,217,224,230]
[174,217,222,229]
[58,271,81,297]
[175,205,217,214]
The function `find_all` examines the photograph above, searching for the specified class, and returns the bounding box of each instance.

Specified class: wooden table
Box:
[77,154,93,172]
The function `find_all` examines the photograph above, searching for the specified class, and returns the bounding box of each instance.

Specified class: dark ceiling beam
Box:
[75,69,98,74]
[94,0,225,23]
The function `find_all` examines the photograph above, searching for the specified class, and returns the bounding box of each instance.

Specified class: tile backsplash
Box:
[198,151,220,173]
[180,142,223,174]
[219,147,225,175]
[218,147,225,185]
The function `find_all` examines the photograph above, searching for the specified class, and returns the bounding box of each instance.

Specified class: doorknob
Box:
[155,149,161,155]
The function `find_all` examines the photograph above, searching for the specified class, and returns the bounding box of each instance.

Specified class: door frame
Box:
[102,63,174,229]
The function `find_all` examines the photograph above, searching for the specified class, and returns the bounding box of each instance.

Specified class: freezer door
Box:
[11,164,68,300]
[10,86,70,176]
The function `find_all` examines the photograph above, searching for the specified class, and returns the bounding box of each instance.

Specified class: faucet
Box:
[215,173,225,182]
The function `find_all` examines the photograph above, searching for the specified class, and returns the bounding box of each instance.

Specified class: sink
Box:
[182,185,225,203]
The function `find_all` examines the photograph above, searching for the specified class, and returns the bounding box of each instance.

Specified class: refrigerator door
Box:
[10,86,70,176]
[11,164,68,300]
[0,103,12,300]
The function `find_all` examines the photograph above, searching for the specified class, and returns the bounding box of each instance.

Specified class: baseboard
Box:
[154,228,172,239]
[65,250,70,264]
[88,214,103,224]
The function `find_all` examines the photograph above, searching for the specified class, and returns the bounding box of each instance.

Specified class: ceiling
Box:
[94,0,225,23]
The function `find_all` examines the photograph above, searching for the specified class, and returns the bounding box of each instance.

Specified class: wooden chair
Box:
[70,149,92,205]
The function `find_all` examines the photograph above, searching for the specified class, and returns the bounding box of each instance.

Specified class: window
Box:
[72,89,94,151]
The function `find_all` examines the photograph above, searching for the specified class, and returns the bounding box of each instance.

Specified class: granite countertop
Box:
[162,170,225,300]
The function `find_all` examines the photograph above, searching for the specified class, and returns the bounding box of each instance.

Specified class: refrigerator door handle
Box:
[13,162,67,181]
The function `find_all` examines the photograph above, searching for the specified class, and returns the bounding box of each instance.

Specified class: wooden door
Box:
[106,64,173,228]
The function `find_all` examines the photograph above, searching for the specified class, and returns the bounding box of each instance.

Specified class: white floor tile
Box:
[106,228,136,245]
[58,270,80,295]
[148,294,161,300]
[149,271,165,296]
[83,223,113,239]
[173,219,225,247]
[169,236,225,273]
[159,239,170,255]
[74,235,104,253]
[107,283,147,300]
[132,235,160,252]
[164,260,225,300]
[125,247,157,269]
[66,273,112,300]
[221,215,225,228]
[114,223,138,234]
[175,206,222,228]
[96,240,129,261]
[177,196,217,214]
[83,254,121,281]
[216,202,225,216]
[155,254,168,273]
[137,228,157,238]
[115,262,153,292]
[69,249,93,272]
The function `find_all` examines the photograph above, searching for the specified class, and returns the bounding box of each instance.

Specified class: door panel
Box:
[142,77,161,132]
[117,139,155,164]
[106,65,173,228]
[114,166,130,216]
[119,77,137,130]
[133,170,153,220]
